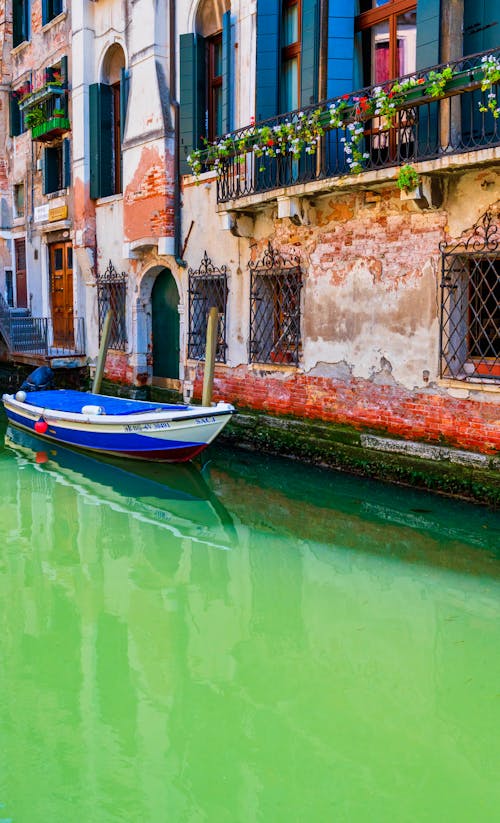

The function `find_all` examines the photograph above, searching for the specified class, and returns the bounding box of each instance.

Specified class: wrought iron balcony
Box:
[19,82,70,142]
[213,48,500,204]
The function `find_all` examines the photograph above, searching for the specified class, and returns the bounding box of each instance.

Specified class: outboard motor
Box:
[20,366,54,392]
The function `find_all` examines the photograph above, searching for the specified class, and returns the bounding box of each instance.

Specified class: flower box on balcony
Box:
[31,117,70,141]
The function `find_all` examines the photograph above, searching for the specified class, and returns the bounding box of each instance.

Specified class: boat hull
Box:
[2,391,234,462]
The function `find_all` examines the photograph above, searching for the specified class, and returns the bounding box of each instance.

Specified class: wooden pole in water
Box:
[92,309,114,394]
[202,306,218,407]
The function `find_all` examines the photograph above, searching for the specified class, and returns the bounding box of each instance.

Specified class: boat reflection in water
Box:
[5,424,236,551]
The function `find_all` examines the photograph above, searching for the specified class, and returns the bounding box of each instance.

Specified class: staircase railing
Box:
[0,293,12,348]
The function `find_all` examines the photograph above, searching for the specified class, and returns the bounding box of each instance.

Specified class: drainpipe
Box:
[170,0,186,268]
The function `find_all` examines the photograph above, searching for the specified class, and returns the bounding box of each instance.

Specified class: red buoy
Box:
[35,452,48,464]
[34,420,48,434]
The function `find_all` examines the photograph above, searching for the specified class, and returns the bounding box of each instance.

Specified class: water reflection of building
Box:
[1,437,499,818]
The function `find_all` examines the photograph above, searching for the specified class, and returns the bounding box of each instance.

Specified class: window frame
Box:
[280,0,302,112]
[355,0,416,85]
[13,0,30,48]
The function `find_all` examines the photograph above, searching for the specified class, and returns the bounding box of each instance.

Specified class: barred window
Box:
[440,212,500,380]
[188,252,228,362]
[249,242,302,365]
[97,260,127,351]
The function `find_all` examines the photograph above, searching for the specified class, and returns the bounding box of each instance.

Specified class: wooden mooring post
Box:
[202,307,218,407]
[92,310,114,394]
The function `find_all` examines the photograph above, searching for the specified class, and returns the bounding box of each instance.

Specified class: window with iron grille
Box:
[440,211,500,380]
[188,252,228,362]
[97,260,127,351]
[249,242,303,365]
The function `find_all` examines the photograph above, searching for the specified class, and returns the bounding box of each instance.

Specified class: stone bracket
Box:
[219,210,255,237]
[400,174,444,209]
[277,195,314,225]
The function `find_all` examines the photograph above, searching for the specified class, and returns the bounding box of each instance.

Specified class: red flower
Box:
[342,94,349,100]
[417,78,425,84]
[267,139,274,147]
[388,91,395,98]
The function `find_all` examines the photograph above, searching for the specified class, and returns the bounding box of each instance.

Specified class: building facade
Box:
[0,0,499,473]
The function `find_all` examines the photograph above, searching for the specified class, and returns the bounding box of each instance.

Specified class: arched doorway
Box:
[151,269,180,380]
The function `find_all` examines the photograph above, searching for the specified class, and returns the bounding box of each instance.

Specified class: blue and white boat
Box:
[2,388,235,462]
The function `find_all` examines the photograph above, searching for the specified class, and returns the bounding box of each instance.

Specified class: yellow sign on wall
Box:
[48,205,68,222]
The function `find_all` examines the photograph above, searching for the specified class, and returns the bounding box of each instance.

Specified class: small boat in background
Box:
[2,376,234,463]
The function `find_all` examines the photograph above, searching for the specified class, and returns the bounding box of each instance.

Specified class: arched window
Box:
[179,1,232,172]
[89,44,129,198]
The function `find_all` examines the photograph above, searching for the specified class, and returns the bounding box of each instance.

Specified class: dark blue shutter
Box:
[120,67,130,143]
[327,0,355,99]
[179,33,206,175]
[60,55,68,87]
[10,95,21,137]
[301,0,320,107]
[62,138,71,189]
[222,10,232,134]
[89,83,113,199]
[43,147,59,195]
[42,0,49,26]
[416,0,441,70]
[256,0,280,122]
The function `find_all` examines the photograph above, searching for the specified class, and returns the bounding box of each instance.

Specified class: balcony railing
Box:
[214,48,500,204]
[19,82,70,142]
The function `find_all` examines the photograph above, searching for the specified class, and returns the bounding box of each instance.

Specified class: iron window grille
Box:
[249,242,303,365]
[188,252,228,362]
[97,260,127,351]
[440,210,500,381]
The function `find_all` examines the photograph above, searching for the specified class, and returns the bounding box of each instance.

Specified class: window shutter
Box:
[43,147,59,195]
[89,83,113,199]
[327,1,355,98]
[62,138,71,188]
[60,55,68,87]
[10,95,21,138]
[464,0,499,54]
[179,33,206,175]
[120,68,130,143]
[256,0,280,122]
[416,0,441,69]
[222,10,232,135]
[42,0,49,26]
[301,0,320,107]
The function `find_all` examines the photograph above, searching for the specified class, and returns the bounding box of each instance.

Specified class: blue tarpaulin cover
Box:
[21,390,189,416]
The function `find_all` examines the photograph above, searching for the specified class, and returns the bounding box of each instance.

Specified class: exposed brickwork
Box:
[124,147,175,241]
[193,365,500,455]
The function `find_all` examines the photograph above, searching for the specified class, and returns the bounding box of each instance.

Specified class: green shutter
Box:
[222,10,232,134]
[256,0,280,122]
[43,147,59,195]
[464,0,499,54]
[301,0,320,107]
[10,95,21,138]
[120,68,130,143]
[416,0,441,69]
[179,33,206,175]
[63,138,71,189]
[89,83,113,199]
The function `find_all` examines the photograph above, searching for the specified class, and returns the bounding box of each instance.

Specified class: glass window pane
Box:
[280,57,299,112]
[213,39,223,78]
[397,12,417,76]
[54,248,63,270]
[372,21,390,84]
[282,5,298,48]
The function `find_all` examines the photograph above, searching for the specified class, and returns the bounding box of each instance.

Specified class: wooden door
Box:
[49,242,74,347]
[14,238,28,308]
[152,269,179,379]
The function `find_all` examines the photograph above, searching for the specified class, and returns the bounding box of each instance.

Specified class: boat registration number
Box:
[195,416,216,425]
[124,422,171,432]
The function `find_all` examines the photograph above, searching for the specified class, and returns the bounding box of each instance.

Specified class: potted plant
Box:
[396,164,421,196]
[24,106,45,129]
[53,108,65,118]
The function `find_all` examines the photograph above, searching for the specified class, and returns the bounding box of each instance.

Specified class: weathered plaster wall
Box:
[181,160,500,456]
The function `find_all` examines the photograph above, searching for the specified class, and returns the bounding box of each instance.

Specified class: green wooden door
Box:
[152,269,179,379]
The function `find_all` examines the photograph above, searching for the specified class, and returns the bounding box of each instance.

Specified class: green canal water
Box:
[0,415,499,823]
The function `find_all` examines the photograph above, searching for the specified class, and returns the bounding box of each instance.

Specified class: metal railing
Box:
[0,293,12,348]
[9,316,85,357]
[216,48,500,203]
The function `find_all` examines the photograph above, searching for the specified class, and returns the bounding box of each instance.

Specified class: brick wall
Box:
[193,366,500,455]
